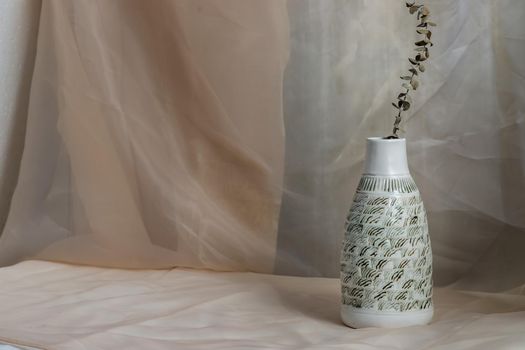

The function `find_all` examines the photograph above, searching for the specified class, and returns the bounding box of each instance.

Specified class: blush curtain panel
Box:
[0,0,289,272]
[0,0,524,290]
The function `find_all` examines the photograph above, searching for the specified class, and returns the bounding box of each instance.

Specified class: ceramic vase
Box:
[340,137,433,328]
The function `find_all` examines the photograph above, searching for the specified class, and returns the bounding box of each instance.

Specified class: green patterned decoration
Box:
[341,174,433,312]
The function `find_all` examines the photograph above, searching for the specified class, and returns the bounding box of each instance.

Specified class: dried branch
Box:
[387,1,437,139]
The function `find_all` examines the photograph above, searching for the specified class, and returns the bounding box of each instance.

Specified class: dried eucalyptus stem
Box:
[388,1,436,139]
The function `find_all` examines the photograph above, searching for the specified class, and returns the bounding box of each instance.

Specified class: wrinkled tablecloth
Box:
[0,261,524,349]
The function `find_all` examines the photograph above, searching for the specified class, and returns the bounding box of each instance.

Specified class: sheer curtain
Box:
[0,0,288,272]
[277,0,525,293]
[0,0,524,292]
[0,0,40,230]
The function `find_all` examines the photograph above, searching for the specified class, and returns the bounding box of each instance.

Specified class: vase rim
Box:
[367,137,406,142]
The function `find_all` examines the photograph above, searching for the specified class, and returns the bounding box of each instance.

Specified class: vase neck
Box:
[363,137,409,176]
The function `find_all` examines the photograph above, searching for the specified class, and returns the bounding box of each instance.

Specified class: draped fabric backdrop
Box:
[0,0,524,295]
[0,0,40,231]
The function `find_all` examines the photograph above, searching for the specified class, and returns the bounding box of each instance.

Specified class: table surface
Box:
[0,260,524,350]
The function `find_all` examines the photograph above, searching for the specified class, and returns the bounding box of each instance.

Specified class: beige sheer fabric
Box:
[0,0,40,230]
[0,0,524,291]
[0,0,288,271]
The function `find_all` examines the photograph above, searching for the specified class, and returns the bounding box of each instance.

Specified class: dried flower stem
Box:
[388,1,436,139]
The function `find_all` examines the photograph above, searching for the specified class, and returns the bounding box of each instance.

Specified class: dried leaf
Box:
[409,5,422,14]
[389,2,435,137]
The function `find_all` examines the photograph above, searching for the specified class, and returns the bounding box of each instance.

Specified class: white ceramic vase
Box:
[340,137,433,328]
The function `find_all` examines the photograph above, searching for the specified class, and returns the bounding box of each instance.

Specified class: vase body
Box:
[340,138,433,328]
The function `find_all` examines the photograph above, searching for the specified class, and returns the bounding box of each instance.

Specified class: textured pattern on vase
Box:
[341,175,433,312]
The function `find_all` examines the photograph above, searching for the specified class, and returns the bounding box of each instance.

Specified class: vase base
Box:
[341,305,433,328]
